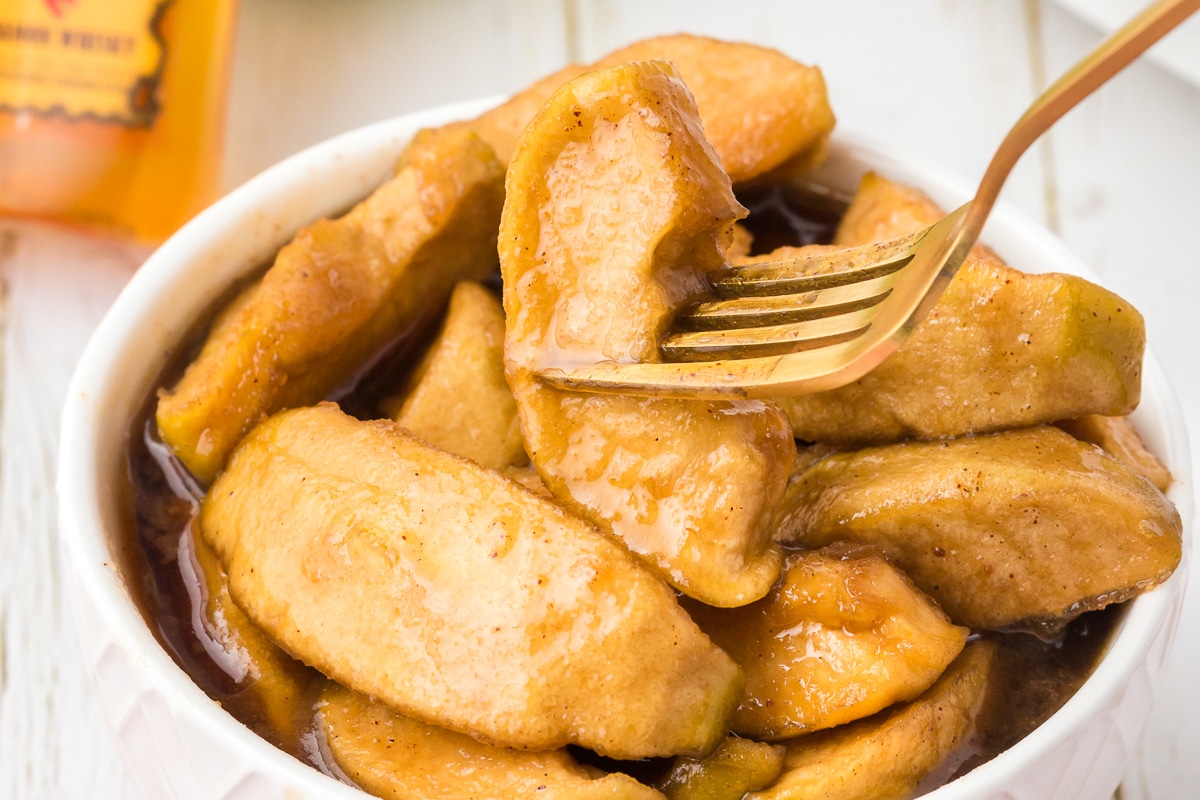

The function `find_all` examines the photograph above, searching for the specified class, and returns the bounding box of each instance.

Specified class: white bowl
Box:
[58,99,1193,800]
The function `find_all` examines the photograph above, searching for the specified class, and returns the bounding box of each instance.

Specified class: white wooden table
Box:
[2,2,1196,797]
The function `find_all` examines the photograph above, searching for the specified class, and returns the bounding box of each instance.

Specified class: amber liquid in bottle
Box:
[0,0,237,242]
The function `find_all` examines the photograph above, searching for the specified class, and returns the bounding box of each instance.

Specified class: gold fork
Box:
[535,0,1199,400]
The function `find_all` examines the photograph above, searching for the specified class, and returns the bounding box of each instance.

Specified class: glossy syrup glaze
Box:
[121,180,1120,794]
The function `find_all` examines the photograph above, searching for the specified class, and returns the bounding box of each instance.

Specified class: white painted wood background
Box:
[1,1,1197,797]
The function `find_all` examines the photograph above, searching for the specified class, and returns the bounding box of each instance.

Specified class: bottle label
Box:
[0,0,171,127]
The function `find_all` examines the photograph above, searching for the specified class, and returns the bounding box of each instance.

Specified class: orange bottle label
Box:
[0,0,170,126]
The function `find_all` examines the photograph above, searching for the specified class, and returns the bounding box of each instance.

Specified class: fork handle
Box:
[967,0,1200,235]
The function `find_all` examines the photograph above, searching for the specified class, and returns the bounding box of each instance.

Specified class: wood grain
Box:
[0,223,142,798]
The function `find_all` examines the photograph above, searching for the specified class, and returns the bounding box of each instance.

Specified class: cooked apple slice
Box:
[183,522,316,740]
[500,61,795,607]
[655,735,784,800]
[730,243,837,268]
[727,223,755,262]
[468,34,835,182]
[776,426,1182,631]
[772,173,1145,445]
[687,546,967,740]
[318,682,663,800]
[747,641,996,800]
[1057,414,1172,492]
[501,464,552,497]
[200,403,740,759]
[157,126,506,484]
[385,281,525,471]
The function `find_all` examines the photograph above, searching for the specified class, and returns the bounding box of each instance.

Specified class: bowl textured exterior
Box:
[58,100,1193,800]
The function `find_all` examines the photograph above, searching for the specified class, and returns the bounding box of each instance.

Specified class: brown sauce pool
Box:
[120,179,1123,794]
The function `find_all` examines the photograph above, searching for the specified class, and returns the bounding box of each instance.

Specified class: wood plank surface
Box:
[1,1,1194,797]
[0,225,143,799]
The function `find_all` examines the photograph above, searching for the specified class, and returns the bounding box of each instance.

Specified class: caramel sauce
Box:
[120,180,1119,793]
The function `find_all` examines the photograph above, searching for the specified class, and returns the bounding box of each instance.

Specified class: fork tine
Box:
[537,341,872,400]
[532,1,1200,400]
[533,203,973,399]
[682,273,895,330]
[662,306,878,361]
[712,229,926,297]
